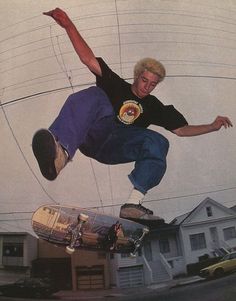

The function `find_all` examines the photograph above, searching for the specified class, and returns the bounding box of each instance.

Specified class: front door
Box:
[210,227,219,246]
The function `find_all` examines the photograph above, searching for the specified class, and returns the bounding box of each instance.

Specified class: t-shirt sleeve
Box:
[149,97,188,131]
[160,105,188,131]
[94,57,122,93]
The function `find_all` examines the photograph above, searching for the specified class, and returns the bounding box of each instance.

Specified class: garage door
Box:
[77,266,104,290]
[118,265,144,288]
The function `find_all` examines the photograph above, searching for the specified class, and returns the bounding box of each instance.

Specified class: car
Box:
[200,251,236,279]
[0,277,57,299]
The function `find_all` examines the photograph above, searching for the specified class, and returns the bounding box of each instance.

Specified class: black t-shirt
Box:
[95,57,188,131]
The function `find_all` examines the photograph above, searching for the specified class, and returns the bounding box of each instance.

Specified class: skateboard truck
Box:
[130,227,149,257]
[66,213,89,255]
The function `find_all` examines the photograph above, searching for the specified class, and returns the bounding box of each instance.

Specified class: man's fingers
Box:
[218,116,233,128]
[226,117,233,127]
[222,117,233,128]
[43,11,53,17]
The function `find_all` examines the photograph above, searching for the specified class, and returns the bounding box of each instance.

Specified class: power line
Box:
[0,94,58,204]
[0,82,94,107]
[87,185,236,209]
[1,72,236,108]
[145,186,236,205]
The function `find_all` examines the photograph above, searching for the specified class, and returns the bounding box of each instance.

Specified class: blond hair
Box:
[133,58,166,82]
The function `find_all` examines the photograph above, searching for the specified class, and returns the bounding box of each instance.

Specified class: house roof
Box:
[0,218,35,236]
[170,197,236,226]
[149,222,179,237]
[170,212,189,225]
[231,205,236,212]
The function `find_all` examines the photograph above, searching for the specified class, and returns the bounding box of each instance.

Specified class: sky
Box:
[0,0,236,234]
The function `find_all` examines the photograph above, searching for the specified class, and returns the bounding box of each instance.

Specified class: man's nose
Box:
[144,82,149,91]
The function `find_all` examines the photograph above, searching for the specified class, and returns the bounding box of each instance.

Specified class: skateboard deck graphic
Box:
[32,205,149,256]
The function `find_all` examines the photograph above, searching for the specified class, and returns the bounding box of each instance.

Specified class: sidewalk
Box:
[54,276,204,300]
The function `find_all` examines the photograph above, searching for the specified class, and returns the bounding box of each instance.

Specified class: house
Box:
[32,239,111,290]
[0,232,111,290]
[109,222,184,288]
[1,197,236,290]
[0,232,37,284]
[109,197,236,287]
[171,197,236,267]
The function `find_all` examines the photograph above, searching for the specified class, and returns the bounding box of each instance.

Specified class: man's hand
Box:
[43,7,102,76]
[43,7,72,29]
[211,116,233,131]
[173,115,232,137]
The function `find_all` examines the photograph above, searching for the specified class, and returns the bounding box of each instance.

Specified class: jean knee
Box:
[159,134,169,154]
[148,133,169,155]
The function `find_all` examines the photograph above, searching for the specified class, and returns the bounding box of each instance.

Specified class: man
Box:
[32,8,232,223]
[106,222,123,251]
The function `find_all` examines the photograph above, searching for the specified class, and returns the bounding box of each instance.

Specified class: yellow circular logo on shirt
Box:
[118,100,143,125]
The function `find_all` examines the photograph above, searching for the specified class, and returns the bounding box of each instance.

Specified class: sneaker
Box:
[32,129,68,180]
[120,203,164,223]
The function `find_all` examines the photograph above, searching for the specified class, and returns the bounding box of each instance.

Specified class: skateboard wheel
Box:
[66,246,75,255]
[79,213,89,222]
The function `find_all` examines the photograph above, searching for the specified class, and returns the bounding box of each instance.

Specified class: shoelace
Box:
[138,204,153,215]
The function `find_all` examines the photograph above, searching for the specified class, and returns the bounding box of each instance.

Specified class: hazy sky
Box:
[0,0,236,234]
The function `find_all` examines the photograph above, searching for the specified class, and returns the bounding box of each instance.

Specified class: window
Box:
[3,242,23,257]
[2,236,24,266]
[223,252,236,260]
[206,206,213,217]
[190,233,206,251]
[223,227,236,241]
[229,252,236,260]
[159,239,170,254]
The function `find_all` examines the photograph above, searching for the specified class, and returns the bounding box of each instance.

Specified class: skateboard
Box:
[32,204,149,257]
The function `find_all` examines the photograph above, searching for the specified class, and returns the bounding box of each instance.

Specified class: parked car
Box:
[0,277,57,298]
[200,251,236,278]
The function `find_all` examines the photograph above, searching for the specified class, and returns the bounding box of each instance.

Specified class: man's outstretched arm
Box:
[44,8,102,76]
[173,116,233,137]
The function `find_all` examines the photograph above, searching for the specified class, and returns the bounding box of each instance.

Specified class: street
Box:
[119,273,236,301]
[0,273,236,301]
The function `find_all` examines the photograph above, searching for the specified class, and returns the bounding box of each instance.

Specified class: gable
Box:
[181,197,236,225]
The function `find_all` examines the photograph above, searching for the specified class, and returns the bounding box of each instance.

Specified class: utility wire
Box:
[87,185,236,209]
[0,91,58,204]
[2,73,236,109]
[89,161,105,213]
[48,24,105,211]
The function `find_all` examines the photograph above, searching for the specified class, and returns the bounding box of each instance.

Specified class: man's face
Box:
[131,70,160,99]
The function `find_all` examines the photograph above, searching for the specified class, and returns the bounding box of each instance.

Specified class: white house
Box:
[110,197,236,287]
[171,197,236,267]
[109,223,184,288]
